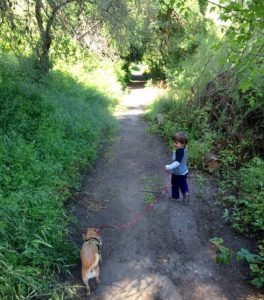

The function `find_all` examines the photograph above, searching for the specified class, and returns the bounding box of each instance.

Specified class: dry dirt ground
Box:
[70,75,264,300]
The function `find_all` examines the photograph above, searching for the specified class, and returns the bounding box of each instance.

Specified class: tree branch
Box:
[207,0,242,12]
[35,0,45,37]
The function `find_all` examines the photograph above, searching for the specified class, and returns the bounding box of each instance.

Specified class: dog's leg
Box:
[82,271,91,296]
[95,265,100,284]
[84,279,90,295]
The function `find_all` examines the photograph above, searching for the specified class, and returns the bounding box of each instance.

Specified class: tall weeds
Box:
[0,53,121,298]
[145,13,264,287]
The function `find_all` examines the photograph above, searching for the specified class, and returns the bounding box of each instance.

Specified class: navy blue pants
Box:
[171,173,189,199]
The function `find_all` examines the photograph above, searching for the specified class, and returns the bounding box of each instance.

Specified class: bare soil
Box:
[69,75,264,300]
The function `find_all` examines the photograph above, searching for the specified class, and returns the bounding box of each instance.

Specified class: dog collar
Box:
[84,237,102,251]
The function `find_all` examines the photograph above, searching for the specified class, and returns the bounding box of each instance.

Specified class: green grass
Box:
[0,53,122,299]
[144,21,264,287]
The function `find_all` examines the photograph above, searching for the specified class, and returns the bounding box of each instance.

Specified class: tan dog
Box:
[80,228,102,295]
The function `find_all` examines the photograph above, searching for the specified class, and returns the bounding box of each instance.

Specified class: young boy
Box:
[164,131,190,201]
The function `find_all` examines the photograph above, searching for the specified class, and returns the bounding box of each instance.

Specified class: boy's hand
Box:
[163,165,168,172]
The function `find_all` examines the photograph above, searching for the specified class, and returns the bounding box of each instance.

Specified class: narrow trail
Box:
[71,75,263,300]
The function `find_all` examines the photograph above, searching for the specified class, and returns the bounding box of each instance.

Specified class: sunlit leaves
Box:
[198,0,208,15]
[210,237,231,265]
[0,0,142,73]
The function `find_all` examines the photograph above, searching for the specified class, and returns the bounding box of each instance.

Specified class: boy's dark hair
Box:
[172,131,188,145]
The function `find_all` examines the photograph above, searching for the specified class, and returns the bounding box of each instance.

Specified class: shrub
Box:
[222,157,264,234]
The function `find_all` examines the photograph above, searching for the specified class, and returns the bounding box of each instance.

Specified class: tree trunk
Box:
[38,32,52,75]
[35,0,56,75]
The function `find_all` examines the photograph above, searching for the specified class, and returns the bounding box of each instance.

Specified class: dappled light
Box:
[115,72,164,120]
[116,87,163,118]
[0,0,263,299]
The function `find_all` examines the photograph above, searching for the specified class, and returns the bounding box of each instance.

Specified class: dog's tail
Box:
[90,253,100,269]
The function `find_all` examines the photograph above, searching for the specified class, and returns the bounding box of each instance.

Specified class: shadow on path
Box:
[68,76,263,300]
[128,74,147,90]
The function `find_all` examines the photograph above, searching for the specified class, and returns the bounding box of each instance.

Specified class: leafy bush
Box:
[237,158,264,232]
[216,158,264,288]
[211,238,264,288]
[145,95,216,169]
[222,158,264,234]
[237,245,264,288]
[145,0,264,287]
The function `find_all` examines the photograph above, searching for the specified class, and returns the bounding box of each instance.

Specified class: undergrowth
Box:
[0,52,122,299]
[145,20,264,287]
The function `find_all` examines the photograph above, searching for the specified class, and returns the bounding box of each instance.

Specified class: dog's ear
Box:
[95,228,100,235]
[83,228,90,240]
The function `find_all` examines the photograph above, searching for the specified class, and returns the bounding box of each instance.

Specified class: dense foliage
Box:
[0,49,123,298]
[0,0,144,297]
[144,0,264,288]
[0,0,145,75]
[0,0,263,296]
[0,0,129,294]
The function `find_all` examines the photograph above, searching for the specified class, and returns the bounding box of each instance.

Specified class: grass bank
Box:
[0,52,123,299]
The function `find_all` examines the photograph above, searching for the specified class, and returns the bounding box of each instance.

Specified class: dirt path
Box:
[71,75,263,300]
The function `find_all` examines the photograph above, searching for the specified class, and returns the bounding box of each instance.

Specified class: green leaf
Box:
[250,264,259,273]
[216,248,231,265]
[250,277,264,288]
[223,208,229,220]
[210,6,216,13]
[210,237,224,245]
[239,78,251,93]
[236,251,244,261]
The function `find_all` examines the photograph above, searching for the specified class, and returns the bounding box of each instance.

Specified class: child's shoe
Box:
[169,196,181,202]
[183,192,191,201]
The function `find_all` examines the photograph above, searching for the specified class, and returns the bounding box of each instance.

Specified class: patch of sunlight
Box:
[192,283,228,300]
[130,63,149,75]
[103,271,182,300]
[114,86,164,118]
[243,297,264,300]
[115,109,144,118]
[244,296,264,300]
[123,87,163,109]
[206,0,231,30]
